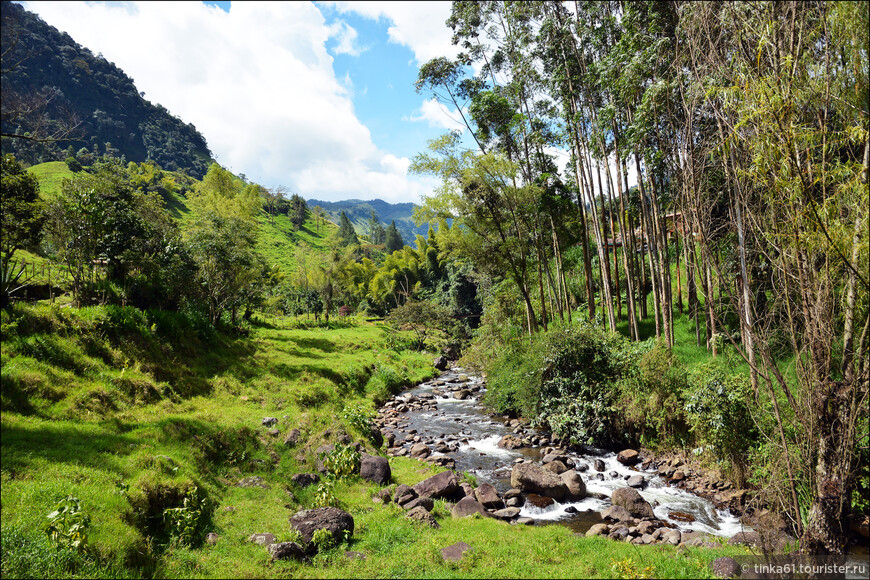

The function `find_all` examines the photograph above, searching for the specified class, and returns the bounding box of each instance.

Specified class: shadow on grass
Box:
[0,420,137,478]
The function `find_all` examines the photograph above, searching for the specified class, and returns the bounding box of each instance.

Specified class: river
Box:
[383,367,747,537]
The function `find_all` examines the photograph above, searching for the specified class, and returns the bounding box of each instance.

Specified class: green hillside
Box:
[307,198,430,246]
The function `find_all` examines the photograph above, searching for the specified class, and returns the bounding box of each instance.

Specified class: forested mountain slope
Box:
[1,1,213,177]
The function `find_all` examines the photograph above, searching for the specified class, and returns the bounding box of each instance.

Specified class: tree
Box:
[1,153,41,307]
[384,220,404,254]
[337,210,358,248]
[386,299,451,351]
[367,210,386,245]
[288,193,307,228]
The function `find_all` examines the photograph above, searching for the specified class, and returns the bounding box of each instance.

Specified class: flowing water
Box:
[390,368,747,537]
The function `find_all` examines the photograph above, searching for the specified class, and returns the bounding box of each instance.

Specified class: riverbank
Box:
[2,304,758,578]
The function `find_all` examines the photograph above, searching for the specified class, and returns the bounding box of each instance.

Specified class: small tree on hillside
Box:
[386,299,451,350]
[384,220,403,253]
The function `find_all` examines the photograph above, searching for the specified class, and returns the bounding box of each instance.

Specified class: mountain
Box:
[1,1,213,178]
[306,198,431,245]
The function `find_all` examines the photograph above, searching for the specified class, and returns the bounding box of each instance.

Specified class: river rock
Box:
[474,483,504,509]
[493,507,521,520]
[671,470,686,482]
[372,488,392,504]
[586,523,610,537]
[289,507,354,554]
[410,443,431,459]
[544,460,570,475]
[601,505,633,522]
[511,462,568,500]
[451,496,490,518]
[617,449,640,466]
[498,434,524,449]
[594,459,606,472]
[406,506,440,528]
[524,493,555,509]
[627,475,646,489]
[669,510,695,523]
[268,541,305,561]
[560,470,587,501]
[360,454,391,485]
[661,529,682,545]
[434,356,448,371]
[413,470,460,499]
[611,487,655,519]
[453,389,472,400]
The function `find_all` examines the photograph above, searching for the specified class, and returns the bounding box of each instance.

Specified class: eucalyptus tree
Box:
[677,0,869,554]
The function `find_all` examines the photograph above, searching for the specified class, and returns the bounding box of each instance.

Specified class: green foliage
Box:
[384,220,404,253]
[319,443,361,481]
[44,495,91,551]
[311,480,339,509]
[386,299,451,351]
[311,527,337,551]
[685,357,757,478]
[340,403,379,445]
[367,364,409,406]
[337,211,359,247]
[162,486,213,548]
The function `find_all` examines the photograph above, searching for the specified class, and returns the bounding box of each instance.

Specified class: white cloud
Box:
[405,98,467,132]
[19,1,427,203]
[324,1,458,64]
[326,19,364,57]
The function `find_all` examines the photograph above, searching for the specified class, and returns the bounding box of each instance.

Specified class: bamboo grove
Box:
[409,1,868,554]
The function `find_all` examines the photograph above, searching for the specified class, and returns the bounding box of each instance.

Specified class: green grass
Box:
[1,302,747,579]
[26,161,76,199]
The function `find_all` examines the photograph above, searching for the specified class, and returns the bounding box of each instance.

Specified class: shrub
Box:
[340,403,379,445]
[319,443,361,480]
[367,365,408,406]
[685,357,757,484]
[44,495,90,551]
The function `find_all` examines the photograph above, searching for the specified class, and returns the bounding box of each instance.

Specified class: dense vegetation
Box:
[1,0,867,577]
[1,1,213,177]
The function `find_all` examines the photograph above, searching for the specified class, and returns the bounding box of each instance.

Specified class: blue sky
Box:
[20,1,471,203]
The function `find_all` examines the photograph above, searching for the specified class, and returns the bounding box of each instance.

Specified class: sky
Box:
[18,1,479,204]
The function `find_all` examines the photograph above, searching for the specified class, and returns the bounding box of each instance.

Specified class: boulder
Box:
[492,507,521,520]
[410,443,431,459]
[601,505,633,522]
[453,389,472,400]
[474,483,504,509]
[268,541,305,561]
[289,507,354,554]
[627,475,646,489]
[249,532,277,546]
[451,496,490,518]
[262,417,278,427]
[616,449,640,466]
[360,454,391,485]
[498,434,524,449]
[440,541,472,562]
[593,459,606,472]
[402,497,434,512]
[291,472,320,488]
[544,460,570,475]
[394,484,417,506]
[372,488,392,504]
[510,463,568,500]
[661,529,682,545]
[524,493,555,509]
[283,428,301,447]
[434,356,448,371]
[586,523,610,537]
[710,557,742,579]
[611,487,655,519]
[412,470,460,499]
[560,470,587,501]
[671,470,686,482]
[205,532,219,545]
[406,506,440,529]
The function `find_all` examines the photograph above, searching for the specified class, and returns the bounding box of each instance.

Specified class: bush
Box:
[685,357,757,483]
[485,322,635,447]
[366,365,408,406]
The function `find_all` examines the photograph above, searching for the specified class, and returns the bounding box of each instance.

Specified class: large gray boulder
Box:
[510,462,568,500]
[406,506,440,529]
[412,470,460,499]
[360,454,391,485]
[268,541,305,561]
[289,507,354,554]
[410,443,431,459]
[560,470,587,501]
[610,487,655,519]
[616,449,640,466]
